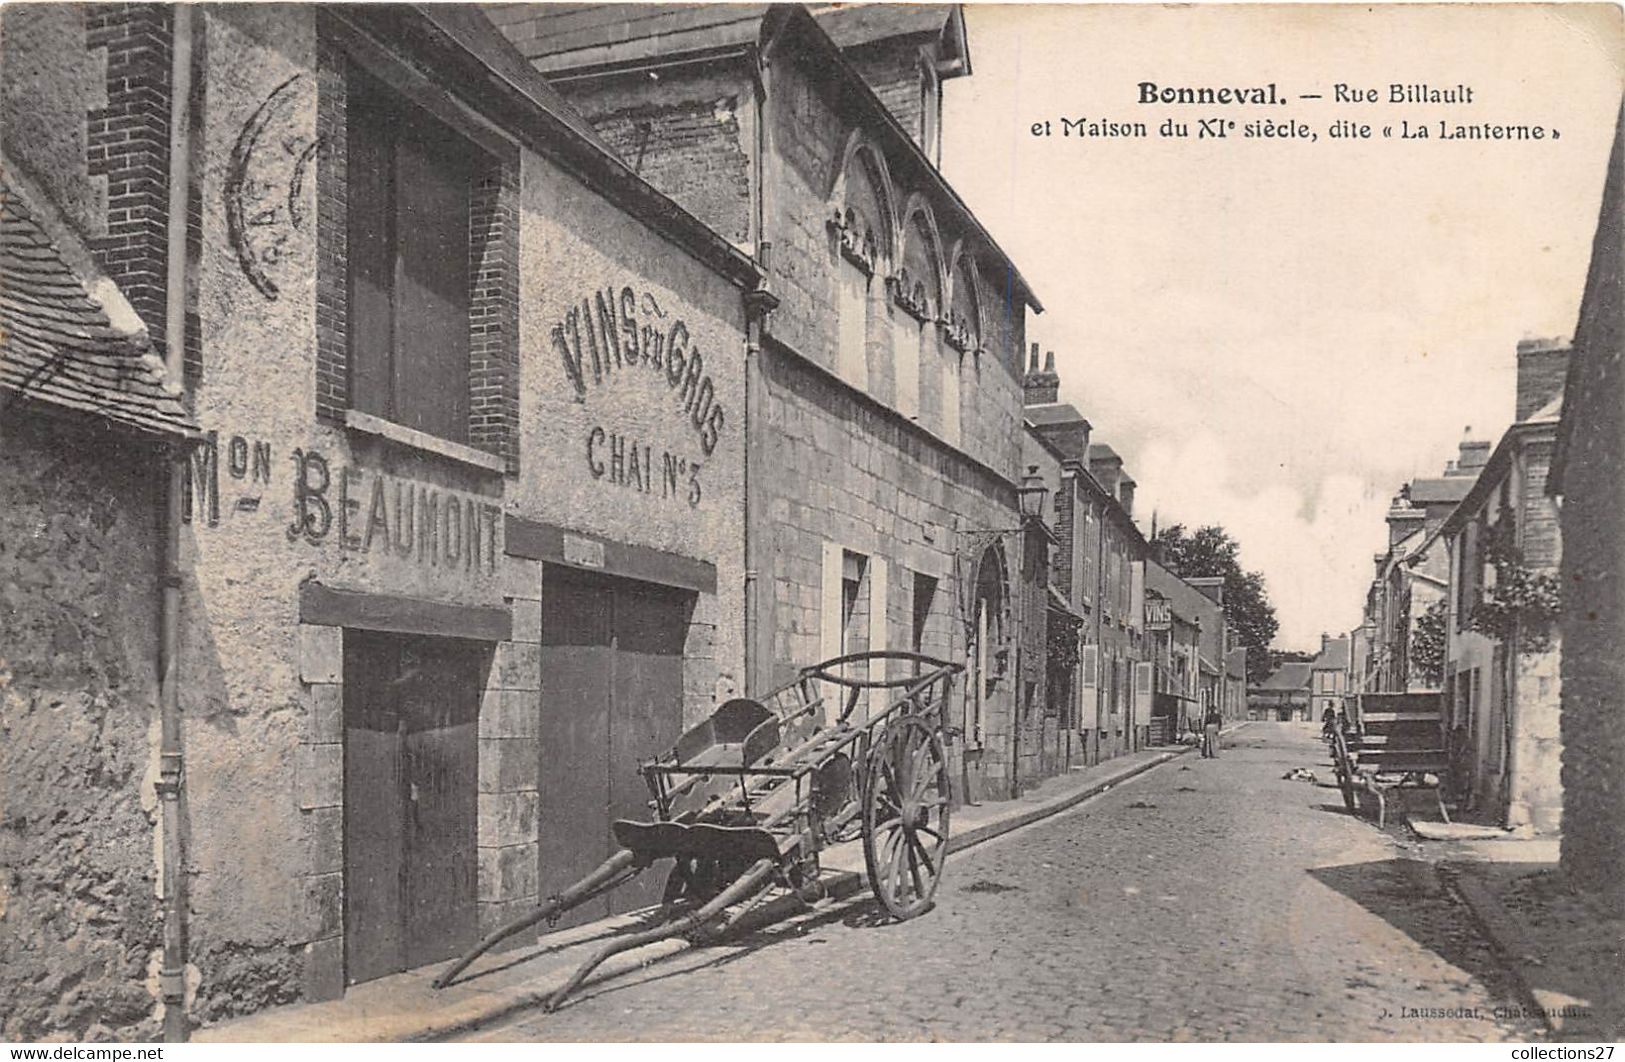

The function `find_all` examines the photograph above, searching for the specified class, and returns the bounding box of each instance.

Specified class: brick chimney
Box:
[1023,343,1060,405]
[1515,338,1571,421]
[1387,486,1425,547]
[1457,431,1492,473]
[1118,474,1136,518]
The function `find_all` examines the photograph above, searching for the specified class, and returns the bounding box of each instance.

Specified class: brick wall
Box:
[764,54,1024,484]
[580,97,752,246]
[1515,341,1570,422]
[553,70,752,246]
[1559,106,1624,900]
[469,163,521,473]
[85,3,173,350]
[313,31,348,425]
[843,38,928,150]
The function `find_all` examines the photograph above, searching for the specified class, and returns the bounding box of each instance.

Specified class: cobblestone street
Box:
[460,723,1544,1042]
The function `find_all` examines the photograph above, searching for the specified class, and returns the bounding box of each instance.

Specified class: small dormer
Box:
[816,5,970,165]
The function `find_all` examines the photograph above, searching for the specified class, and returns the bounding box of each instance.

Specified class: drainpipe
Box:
[157,4,195,1042]
[742,46,775,696]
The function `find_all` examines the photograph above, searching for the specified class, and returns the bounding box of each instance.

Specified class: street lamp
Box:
[1017,465,1049,521]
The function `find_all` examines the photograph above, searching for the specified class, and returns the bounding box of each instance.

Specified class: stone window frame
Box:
[315,18,521,475]
[827,134,898,397]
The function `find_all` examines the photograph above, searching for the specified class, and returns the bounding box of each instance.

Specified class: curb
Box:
[417,742,1200,1040]
[1440,863,1612,1042]
[204,738,1212,1042]
[949,750,1183,852]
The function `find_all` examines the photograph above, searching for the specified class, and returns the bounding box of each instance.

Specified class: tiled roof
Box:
[1311,637,1350,671]
[490,3,959,73]
[1,181,197,439]
[1256,662,1312,690]
[1025,401,1088,427]
[1408,476,1475,505]
[1087,443,1122,463]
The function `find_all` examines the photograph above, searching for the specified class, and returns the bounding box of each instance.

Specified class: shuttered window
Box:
[348,68,475,443]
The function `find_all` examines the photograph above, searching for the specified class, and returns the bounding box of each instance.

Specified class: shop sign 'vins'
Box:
[551,287,727,456]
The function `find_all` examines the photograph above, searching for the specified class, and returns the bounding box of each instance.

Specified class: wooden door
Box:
[344,631,480,984]
[607,580,689,914]
[399,639,479,969]
[538,571,615,927]
[344,634,406,985]
[538,569,691,926]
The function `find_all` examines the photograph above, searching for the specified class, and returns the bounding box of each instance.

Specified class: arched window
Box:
[966,541,1009,745]
[944,250,982,447]
[830,145,890,393]
[892,206,942,426]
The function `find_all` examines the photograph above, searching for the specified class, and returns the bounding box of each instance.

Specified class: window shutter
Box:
[393,130,471,442]
[820,541,844,668]
[1135,661,1153,723]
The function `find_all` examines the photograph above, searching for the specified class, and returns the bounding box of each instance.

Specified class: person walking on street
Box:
[1203,704,1223,758]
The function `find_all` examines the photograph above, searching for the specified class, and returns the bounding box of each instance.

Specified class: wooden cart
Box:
[434,650,962,1009]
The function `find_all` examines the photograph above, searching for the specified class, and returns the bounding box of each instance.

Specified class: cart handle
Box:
[801,651,963,689]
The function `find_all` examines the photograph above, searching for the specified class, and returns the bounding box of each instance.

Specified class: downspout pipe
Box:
[744,41,776,695]
[158,4,195,1042]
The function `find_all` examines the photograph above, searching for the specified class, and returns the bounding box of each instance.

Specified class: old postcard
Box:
[1,0,1621,1045]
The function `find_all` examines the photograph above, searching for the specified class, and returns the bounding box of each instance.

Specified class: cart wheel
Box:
[1331,732,1358,815]
[862,715,950,920]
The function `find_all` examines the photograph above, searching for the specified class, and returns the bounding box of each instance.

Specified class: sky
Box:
[941,3,1623,652]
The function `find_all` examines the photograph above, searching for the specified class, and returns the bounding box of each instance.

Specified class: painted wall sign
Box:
[226,74,317,301]
[287,449,500,575]
[585,426,703,508]
[551,287,727,456]
[183,430,275,526]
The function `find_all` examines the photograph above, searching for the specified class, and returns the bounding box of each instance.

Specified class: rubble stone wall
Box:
[0,416,165,1042]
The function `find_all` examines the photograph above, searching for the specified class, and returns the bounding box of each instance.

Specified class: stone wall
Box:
[755,343,1020,800]
[1558,105,1624,899]
[0,415,166,1042]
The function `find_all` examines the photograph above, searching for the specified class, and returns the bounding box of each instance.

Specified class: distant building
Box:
[1250,662,1312,721]
[1023,348,1149,764]
[1549,102,1623,895]
[1435,338,1569,834]
[1146,563,1225,738]
[1308,634,1351,721]
[1357,438,1485,693]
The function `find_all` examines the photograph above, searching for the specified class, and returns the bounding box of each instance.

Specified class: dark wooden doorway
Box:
[343,631,483,985]
[537,567,692,927]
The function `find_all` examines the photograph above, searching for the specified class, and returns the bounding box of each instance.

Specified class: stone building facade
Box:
[1437,339,1569,833]
[1359,448,1481,694]
[3,3,764,1034]
[1550,102,1623,899]
[496,4,1044,801]
[2,159,201,1041]
[1022,349,1150,764]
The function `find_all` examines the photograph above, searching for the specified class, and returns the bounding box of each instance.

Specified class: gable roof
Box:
[1025,401,1088,428]
[1256,662,1312,690]
[1311,637,1350,671]
[1408,476,1475,506]
[0,177,198,440]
